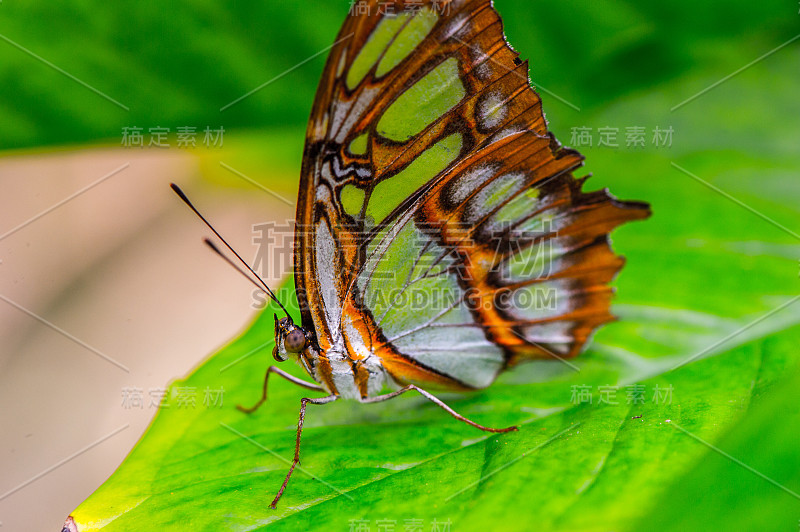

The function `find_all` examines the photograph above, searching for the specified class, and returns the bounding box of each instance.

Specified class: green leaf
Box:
[640,362,800,531]
[64,287,800,531]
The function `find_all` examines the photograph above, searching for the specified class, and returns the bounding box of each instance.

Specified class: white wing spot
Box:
[445,163,501,205]
[316,220,342,333]
[336,47,348,78]
[479,91,507,130]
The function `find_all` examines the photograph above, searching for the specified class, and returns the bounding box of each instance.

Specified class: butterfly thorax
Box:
[274,314,388,400]
[311,345,388,400]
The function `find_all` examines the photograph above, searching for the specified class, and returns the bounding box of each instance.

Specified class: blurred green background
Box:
[1,0,797,149]
[1,1,798,531]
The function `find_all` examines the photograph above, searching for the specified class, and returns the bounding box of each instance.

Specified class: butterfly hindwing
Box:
[295,0,650,394]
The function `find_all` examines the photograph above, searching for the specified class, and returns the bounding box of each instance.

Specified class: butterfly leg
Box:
[238,366,324,414]
[271,394,339,509]
[361,385,517,433]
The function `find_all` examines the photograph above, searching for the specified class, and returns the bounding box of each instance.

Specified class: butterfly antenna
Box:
[170,183,291,317]
[202,238,275,299]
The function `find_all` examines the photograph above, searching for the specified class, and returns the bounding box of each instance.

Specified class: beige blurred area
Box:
[0,146,295,531]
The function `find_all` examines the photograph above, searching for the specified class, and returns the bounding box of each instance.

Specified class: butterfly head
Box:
[272,313,309,362]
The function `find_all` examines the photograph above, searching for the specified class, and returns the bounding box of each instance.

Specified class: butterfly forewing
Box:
[295,0,650,394]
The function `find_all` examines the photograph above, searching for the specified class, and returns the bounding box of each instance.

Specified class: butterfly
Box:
[175,0,649,509]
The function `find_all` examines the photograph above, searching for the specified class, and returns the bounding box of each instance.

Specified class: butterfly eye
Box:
[284,329,306,353]
[272,345,288,362]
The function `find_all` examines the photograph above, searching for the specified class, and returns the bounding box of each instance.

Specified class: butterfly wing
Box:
[295,0,650,393]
